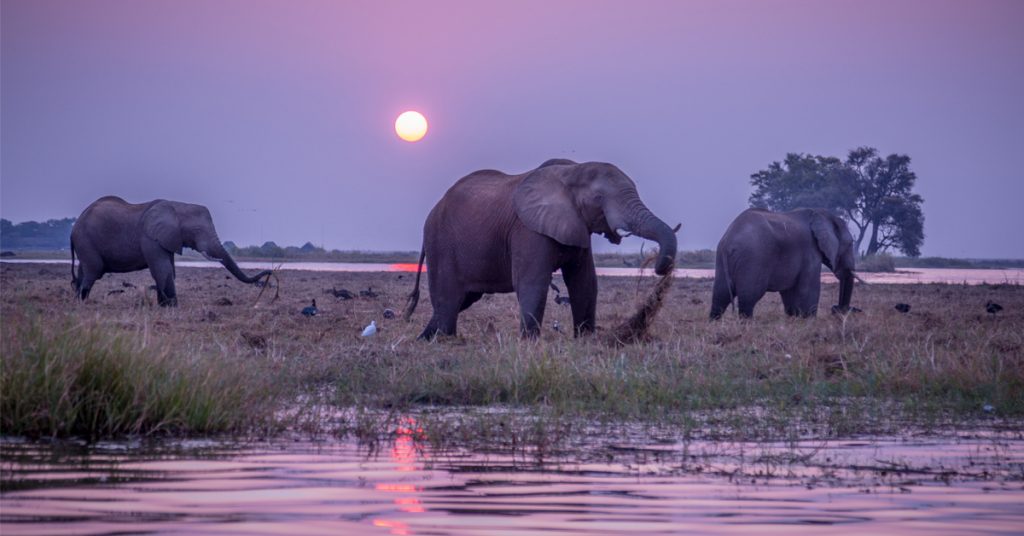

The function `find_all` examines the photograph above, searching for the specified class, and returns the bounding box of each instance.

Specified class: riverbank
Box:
[2,262,1021,443]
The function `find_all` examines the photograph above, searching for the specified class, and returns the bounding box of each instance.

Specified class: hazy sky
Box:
[2,0,1022,257]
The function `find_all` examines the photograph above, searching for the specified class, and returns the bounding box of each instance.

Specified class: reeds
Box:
[0,316,278,439]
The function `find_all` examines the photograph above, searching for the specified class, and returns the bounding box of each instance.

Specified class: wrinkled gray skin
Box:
[710,208,856,319]
[71,196,272,306]
[405,159,678,339]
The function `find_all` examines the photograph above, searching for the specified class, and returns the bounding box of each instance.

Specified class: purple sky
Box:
[2,0,1022,257]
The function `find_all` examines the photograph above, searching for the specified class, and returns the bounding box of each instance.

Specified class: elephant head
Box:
[513,161,677,275]
[810,209,857,312]
[142,201,272,284]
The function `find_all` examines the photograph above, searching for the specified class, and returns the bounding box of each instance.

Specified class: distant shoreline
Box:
[2,248,1022,270]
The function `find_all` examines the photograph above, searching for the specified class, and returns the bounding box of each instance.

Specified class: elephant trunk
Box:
[621,195,677,276]
[836,269,854,311]
[205,241,272,284]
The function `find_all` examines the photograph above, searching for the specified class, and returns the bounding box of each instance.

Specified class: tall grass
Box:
[1,316,279,439]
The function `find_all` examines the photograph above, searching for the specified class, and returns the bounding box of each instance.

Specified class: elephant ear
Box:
[810,212,840,270]
[513,168,590,248]
[143,201,184,254]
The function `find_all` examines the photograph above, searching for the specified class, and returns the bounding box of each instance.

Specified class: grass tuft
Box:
[1,315,278,439]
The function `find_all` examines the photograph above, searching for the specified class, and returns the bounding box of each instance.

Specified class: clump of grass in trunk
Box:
[1,317,278,439]
[606,267,674,345]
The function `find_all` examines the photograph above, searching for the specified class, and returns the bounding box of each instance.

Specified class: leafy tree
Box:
[749,153,856,214]
[843,147,924,257]
[749,147,924,257]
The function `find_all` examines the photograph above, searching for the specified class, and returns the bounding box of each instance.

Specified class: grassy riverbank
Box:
[1,263,1021,441]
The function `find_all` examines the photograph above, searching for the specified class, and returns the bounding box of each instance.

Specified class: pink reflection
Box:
[372,416,428,533]
[372,518,410,535]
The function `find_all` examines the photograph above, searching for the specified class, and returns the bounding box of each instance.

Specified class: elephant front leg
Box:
[145,253,178,306]
[561,251,597,336]
[515,276,552,338]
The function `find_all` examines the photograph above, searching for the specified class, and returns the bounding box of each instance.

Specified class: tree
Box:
[749,153,856,215]
[749,147,924,257]
[843,147,924,257]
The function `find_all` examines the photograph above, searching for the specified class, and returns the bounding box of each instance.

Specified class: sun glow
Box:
[395,111,428,142]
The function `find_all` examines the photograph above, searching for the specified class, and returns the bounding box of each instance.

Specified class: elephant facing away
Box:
[404,159,678,339]
[710,208,856,319]
[71,196,272,306]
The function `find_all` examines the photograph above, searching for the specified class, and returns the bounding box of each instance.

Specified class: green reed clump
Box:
[0,317,278,439]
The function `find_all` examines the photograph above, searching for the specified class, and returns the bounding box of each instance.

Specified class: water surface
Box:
[3,423,1022,535]
[3,259,1022,284]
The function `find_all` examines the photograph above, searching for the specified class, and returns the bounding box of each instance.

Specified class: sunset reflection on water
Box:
[373,416,428,533]
[1,427,1022,535]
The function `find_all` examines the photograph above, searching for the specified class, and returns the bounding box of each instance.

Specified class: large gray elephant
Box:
[70,196,271,306]
[404,159,678,339]
[709,208,855,319]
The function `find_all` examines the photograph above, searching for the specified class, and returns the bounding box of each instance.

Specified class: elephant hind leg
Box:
[74,257,104,301]
[419,308,458,339]
[735,289,764,318]
[709,275,733,320]
[419,292,480,339]
[76,268,100,301]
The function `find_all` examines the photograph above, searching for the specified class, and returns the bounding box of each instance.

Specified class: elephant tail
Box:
[709,248,734,319]
[402,248,426,322]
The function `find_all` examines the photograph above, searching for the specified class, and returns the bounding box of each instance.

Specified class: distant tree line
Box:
[222,241,323,259]
[0,218,76,250]
[749,147,925,257]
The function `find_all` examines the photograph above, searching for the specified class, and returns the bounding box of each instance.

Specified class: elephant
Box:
[404,159,678,339]
[709,208,856,319]
[70,196,272,306]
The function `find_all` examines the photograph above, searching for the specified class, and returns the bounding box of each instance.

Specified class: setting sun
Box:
[395,111,428,142]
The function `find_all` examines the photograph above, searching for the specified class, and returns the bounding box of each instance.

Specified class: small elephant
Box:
[710,208,855,319]
[71,196,271,306]
[404,159,678,339]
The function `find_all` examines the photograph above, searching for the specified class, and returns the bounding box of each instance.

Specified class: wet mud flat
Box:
[2,419,1023,535]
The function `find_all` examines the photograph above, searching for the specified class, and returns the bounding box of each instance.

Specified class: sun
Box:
[395,111,428,142]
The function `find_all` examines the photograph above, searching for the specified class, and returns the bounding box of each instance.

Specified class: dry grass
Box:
[2,263,1022,440]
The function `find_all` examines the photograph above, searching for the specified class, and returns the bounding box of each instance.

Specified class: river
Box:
[2,420,1022,535]
[3,259,1022,285]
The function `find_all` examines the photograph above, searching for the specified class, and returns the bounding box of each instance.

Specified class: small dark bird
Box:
[360,287,378,298]
[549,282,562,294]
[330,287,355,300]
[383,308,396,319]
[552,320,562,333]
[895,303,911,313]
[985,301,1003,314]
[301,299,318,317]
